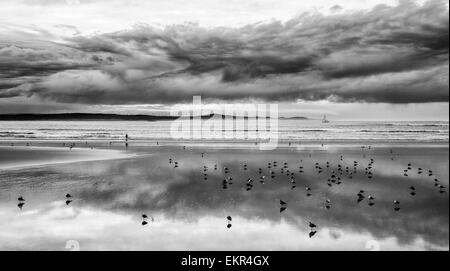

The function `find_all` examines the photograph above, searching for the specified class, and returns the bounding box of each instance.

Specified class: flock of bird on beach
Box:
[165,146,446,237]
[9,140,447,238]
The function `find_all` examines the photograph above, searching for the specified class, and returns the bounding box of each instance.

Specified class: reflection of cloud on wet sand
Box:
[0,203,440,251]
[0,146,448,250]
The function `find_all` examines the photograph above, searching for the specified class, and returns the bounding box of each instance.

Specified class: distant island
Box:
[280,116,309,120]
[0,113,309,121]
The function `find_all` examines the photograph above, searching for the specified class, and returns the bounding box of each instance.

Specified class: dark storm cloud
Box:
[0,43,98,96]
[0,0,448,104]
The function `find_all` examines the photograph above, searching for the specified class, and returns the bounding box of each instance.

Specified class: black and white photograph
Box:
[0,0,448,254]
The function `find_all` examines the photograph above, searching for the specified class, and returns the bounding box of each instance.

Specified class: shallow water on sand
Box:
[0,145,448,250]
[0,146,132,170]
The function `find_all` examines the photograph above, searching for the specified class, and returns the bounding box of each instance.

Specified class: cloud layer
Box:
[0,0,448,105]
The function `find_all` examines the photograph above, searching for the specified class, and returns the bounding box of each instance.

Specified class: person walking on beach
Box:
[124,133,130,149]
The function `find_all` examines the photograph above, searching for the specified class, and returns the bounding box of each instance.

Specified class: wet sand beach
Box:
[0,142,448,250]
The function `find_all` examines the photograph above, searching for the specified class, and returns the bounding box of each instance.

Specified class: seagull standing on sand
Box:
[410,186,416,196]
[394,200,401,211]
[306,187,312,197]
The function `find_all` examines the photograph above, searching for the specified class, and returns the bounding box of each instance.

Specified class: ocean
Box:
[0,120,448,143]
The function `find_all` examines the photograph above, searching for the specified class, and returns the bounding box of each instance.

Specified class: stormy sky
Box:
[0,0,448,120]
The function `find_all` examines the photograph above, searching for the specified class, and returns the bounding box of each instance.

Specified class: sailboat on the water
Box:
[322,115,330,123]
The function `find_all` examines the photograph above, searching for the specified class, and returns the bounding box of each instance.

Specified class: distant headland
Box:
[0,113,309,121]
